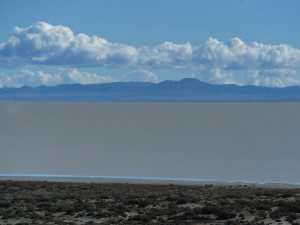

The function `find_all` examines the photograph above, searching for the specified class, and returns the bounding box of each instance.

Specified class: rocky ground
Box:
[0,180,299,224]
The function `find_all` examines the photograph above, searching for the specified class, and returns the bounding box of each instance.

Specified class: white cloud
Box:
[248,69,300,87]
[0,68,159,88]
[193,37,300,70]
[67,69,115,84]
[194,68,300,87]
[1,22,300,71]
[195,68,239,85]
[0,69,115,88]
[1,22,300,87]
[122,70,158,83]
[0,22,138,67]
[1,67,300,88]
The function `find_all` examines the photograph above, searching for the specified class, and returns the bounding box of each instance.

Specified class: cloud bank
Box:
[122,70,158,83]
[195,68,300,87]
[0,69,115,88]
[1,22,300,70]
[1,22,300,87]
[0,68,160,88]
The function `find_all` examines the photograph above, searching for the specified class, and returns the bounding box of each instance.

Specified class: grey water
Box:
[0,103,299,184]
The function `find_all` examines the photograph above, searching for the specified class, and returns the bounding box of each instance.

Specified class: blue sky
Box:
[1,0,300,87]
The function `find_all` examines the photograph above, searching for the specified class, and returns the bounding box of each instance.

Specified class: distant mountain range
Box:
[1,78,300,102]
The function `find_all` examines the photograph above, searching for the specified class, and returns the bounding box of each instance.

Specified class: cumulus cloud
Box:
[193,37,300,70]
[248,69,300,87]
[66,69,115,84]
[194,68,238,85]
[1,22,300,71]
[0,68,159,88]
[194,68,300,87]
[122,70,158,83]
[0,69,115,88]
[1,67,300,88]
[1,22,300,87]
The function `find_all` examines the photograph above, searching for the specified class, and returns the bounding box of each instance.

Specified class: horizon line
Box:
[0,173,299,186]
[0,78,294,90]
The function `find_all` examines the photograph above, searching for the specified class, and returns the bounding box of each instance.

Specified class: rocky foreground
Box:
[0,181,299,225]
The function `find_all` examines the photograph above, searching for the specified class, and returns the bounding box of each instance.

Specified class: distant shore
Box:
[0,174,299,189]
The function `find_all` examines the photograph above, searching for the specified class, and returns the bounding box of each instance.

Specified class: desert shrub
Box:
[253,201,271,211]
[286,213,297,222]
[201,204,220,214]
[216,211,237,220]
[1,211,15,219]
[270,210,281,219]
[223,220,242,225]
[129,214,151,222]
[276,200,300,213]
[175,198,187,205]
[93,210,111,218]
[29,212,43,220]
[257,211,267,219]
[0,201,11,208]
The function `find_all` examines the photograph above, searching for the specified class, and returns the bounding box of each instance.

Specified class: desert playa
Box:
[0,102,299,184]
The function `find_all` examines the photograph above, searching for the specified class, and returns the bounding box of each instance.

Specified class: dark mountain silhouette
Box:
[1,78,300,102]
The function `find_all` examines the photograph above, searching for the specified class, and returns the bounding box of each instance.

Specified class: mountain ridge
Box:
[1,78,300,102]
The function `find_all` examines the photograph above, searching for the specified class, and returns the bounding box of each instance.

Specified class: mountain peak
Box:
[179,78,209,85]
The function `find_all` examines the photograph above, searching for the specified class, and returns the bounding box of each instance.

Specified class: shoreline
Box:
[0,173,299,188]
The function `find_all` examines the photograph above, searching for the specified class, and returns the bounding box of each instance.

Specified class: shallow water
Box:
[0,102,299,184]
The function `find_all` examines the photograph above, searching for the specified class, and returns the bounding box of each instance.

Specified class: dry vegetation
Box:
[0,181,299,224]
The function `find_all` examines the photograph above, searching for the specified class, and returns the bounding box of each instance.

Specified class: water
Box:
[0,102,299,184]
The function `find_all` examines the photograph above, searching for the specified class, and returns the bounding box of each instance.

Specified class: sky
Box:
[0,0,300,87]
